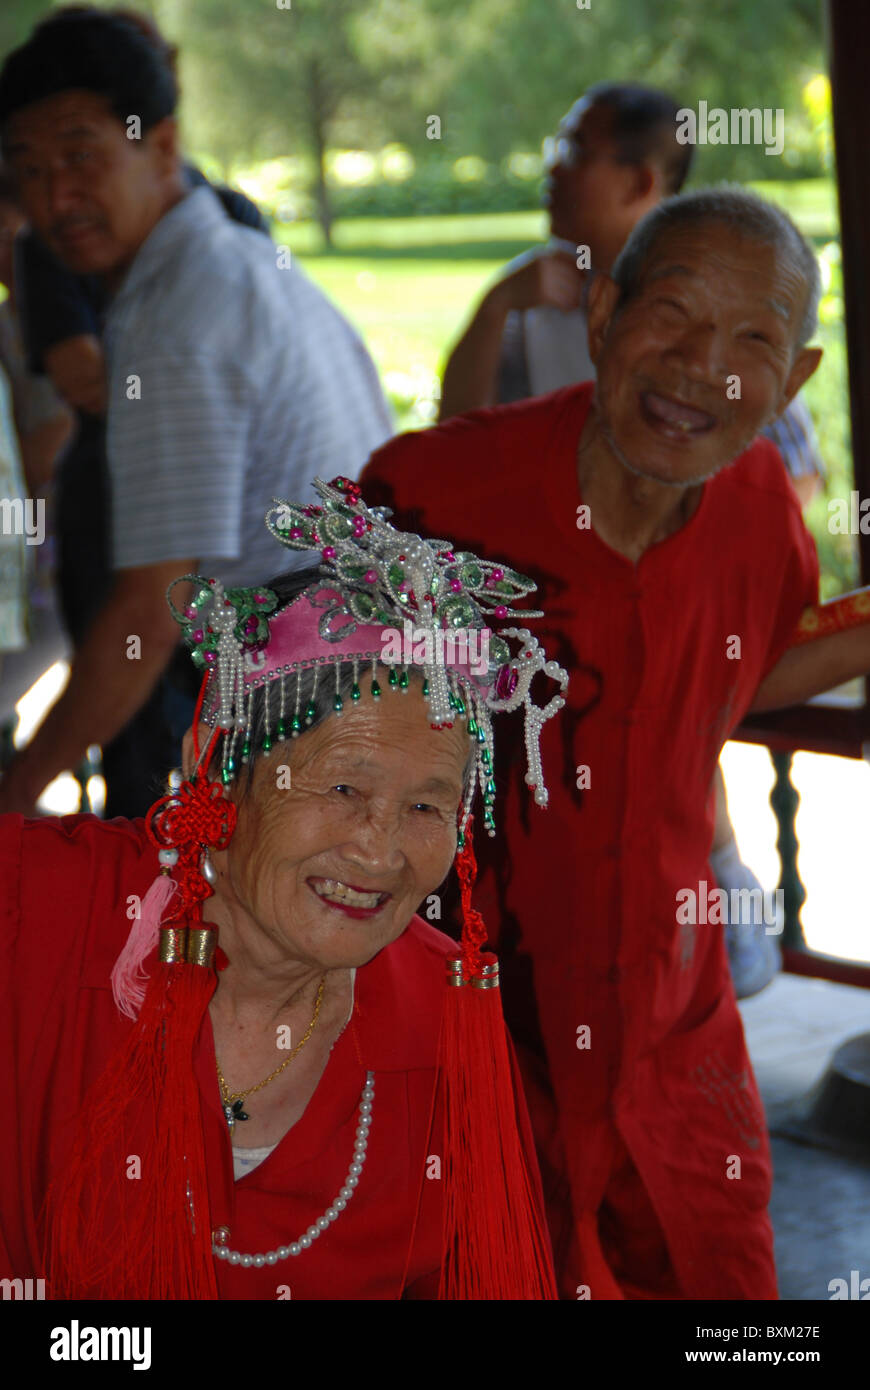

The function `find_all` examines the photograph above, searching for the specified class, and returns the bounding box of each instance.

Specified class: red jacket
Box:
[362,383,819,1298]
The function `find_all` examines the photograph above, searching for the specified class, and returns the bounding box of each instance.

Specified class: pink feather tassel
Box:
[110,872,179,1020]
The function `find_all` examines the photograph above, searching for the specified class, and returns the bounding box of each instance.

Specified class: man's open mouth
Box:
[640,390,717,436]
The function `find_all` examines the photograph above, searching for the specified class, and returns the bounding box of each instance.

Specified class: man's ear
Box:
[774,345,823,419]
[146,114,181,178]
[586,273,622,366]
[629,162,657,205]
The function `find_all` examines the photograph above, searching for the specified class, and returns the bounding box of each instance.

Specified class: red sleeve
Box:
[759,487,820,682]
[0,814,154,1282]
[359,428,434,519]
[361,418,497,538]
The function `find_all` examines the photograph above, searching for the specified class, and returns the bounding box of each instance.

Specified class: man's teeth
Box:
[644,391,714,431]
[313,878,384,908]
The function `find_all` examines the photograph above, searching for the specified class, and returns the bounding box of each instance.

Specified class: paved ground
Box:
[739,972,870,1301]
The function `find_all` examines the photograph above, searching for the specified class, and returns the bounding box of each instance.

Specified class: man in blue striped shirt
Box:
[0,9,392,815]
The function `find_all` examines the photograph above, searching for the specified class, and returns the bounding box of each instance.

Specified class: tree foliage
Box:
[0,0,827,223]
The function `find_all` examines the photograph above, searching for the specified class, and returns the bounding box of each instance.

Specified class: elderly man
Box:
[0,8,392,816]
[441,85,826,1000]
[441,83,824,506]
[362,188,869,1299]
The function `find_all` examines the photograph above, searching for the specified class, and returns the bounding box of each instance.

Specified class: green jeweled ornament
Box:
[399,669,409,691]
[422,678,429,697]
[371,680,381,699]
[467,716,478,735]
[305,700,317,724]
[334,695,344,713]
[351,683,361,701]
[388,668,398,688]
[291,715,302,734]
[277,720,286,740]
[262,735,272,753]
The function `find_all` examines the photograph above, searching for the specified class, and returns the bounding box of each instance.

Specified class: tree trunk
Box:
[306,60,333,250]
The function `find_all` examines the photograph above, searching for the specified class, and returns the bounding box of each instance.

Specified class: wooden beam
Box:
[829,1,870,587]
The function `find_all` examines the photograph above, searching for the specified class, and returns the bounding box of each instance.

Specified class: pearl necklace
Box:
[212,1071,374,1268]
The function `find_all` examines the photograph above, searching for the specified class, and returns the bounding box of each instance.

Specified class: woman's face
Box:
[201,674,471,971]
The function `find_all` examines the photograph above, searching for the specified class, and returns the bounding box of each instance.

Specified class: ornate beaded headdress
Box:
[167,475,568,838]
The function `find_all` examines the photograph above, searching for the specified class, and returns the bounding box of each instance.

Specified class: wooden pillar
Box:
[829,1,870,610]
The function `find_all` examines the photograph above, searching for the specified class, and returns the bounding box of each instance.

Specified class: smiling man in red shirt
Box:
[361,188,870,1299]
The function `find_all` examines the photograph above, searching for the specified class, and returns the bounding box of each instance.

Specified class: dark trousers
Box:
[57,417,199,820]
[100,670,198,819]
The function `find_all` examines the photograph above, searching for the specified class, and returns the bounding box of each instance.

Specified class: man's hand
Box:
[44,334,107,417]
[0,558,195,815]
[489,251,586,315]
[439,252,586,421]
[18,411,74,496]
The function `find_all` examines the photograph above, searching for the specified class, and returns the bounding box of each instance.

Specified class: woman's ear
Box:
[180,721,216,782]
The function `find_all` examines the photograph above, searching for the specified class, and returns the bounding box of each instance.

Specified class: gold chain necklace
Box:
[216,976,326,1130]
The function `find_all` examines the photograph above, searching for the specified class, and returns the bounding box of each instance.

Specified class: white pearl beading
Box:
[212,1072,374,1269]
[489,627,568,808]
[209,581,248,733]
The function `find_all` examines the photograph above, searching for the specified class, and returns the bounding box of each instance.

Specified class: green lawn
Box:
[276,180,837,404]
[276,210,551,406]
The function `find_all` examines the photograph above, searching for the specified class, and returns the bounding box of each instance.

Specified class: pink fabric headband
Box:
[238,586,496,696]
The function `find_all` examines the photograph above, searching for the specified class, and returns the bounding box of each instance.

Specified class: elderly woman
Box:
[0,476,567,1300]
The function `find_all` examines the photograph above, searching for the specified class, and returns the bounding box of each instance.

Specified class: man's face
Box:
[588,220,822,486]
[3,89,178,278]
[544,100,636,259]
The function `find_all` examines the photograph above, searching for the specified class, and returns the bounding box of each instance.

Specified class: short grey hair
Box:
[610,185,821,349]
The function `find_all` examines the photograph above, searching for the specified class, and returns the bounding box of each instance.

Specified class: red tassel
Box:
[437,824,558,1299]
[44,953,219,1299]
[45,710,233,1299]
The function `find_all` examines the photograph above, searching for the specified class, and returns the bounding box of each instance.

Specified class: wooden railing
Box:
[735,687,870,988]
